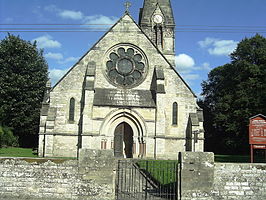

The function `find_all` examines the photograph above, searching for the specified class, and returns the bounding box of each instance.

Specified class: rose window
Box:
[105,46,147,88]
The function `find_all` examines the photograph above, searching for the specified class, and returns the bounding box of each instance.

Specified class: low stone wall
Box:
[213,163,266,199]
[0,150,115,200]
[0,151,265,200]
[179,152,266,200]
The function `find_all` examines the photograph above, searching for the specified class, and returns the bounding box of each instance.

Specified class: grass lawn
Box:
[2,147,265,164]
[214,154,266,163]
[0,147,37,158]
[0,147,76,164]
[136,155,266,186]
[137,160,178,185]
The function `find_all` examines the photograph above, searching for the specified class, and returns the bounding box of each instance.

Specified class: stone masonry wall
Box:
[40,14,202,159]
[1,151,265,200]
[0,150,115,200]
[213,163,266,199]
[179,152,266,200]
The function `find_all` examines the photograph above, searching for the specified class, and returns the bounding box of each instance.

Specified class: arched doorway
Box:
[114,122,133,158]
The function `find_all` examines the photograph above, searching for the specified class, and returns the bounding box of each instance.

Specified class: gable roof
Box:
[51,12,196,97]
[249,114,266,120]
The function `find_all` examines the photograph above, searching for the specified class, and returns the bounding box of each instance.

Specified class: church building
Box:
[38,0,204,159]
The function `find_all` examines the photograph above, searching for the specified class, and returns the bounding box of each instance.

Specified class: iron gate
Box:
[116,160,178,200]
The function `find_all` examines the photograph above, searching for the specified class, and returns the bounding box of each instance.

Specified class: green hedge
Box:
[0,126,18,148]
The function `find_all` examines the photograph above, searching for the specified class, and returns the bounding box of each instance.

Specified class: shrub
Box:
[0,125,18,148]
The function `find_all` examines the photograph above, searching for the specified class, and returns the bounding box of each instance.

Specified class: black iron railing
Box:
[116,160,178,200]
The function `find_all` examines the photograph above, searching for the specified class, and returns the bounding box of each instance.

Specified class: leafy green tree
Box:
[0,34,48,147]
[0,125,18,148]
[201,34,266,154]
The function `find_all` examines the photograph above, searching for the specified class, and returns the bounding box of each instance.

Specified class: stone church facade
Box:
[38,0,204,159]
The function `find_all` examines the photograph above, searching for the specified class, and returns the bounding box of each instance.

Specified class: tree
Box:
[201,34,266,154]
[0,125,18,148]
[0,34,48,147]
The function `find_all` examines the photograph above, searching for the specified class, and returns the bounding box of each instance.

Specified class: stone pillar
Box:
[178,152,214,200]
[38,134,44,157]
[79,149,116,199]
[81,61,96,149]
[154,66,166,158]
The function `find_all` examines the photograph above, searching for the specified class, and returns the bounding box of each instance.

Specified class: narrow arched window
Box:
[154,25,163,47]
[160,26,163,48]
[172,102,178,125]
[69,98,75,122]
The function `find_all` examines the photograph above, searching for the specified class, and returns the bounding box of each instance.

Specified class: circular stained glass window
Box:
[117,58,133,75]
[105,45,147,88]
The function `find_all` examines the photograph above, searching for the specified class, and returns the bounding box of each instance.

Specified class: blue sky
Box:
[1,0,266,97]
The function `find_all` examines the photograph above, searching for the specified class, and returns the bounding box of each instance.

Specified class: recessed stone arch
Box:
[100,108,146,139]
[114,122,134,158]
[100,108,147,157]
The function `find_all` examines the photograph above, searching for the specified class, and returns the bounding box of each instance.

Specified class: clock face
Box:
[153,14,163,24]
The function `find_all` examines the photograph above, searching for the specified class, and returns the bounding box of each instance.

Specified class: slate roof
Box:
[249,114,266,120]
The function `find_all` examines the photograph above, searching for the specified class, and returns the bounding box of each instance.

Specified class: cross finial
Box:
[124,1,131,13]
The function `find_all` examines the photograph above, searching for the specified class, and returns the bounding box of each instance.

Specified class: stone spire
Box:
[139,0,175,26]
[139,0,176,65]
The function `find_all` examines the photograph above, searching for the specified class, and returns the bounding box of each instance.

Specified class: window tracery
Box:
[105,44,148,88]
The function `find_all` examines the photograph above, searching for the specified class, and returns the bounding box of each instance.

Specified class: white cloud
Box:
[45,53,79,65]
[84,15,117,25]
[44,5,117,25]
[183,74,200,81]
[58,57,79,64]
[59,10,84,20]
[175,54,195,73]
[208,40,238,56]
[198,38,217,48]
[45,52,63,60]
[200,62,212,71]
[181,73,201,87]
[32,35,61,49]
[174,53,212,87]
[45,5,84,20]
[198,37,238,56]
[175,54,212,74]
[49,68,69,85]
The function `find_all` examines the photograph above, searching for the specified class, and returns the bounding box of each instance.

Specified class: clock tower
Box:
[139,0,176,65]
